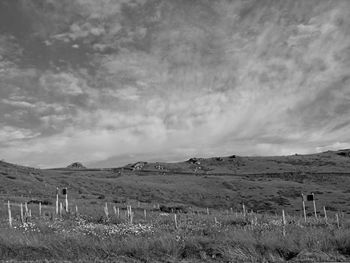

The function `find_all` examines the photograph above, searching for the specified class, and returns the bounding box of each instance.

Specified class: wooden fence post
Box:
[242,204,246,218]
[20,203,24,224]
[56,187,59,215]
[282,209,286,237]
[144,209,147,220]
[104,202,109,218]
[301,194,307,222]
[130,211,134,224]
[336,213,340,228]
[117,207,120,218]
[60,202,63,217]
[323,206,328,224]
[206,207,209,215]
[113,206,117,215]
[25,202,28,217]
[312,193,317,219]
[7,201,12,227]
[75,205,78,215]
[174,214,178,229]
[39,202,42,217]
[64,188,68,213]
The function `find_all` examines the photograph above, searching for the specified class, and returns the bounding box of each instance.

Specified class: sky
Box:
[0,0,350,168]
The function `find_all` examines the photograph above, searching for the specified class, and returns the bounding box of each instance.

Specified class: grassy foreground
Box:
[0,206,349,263]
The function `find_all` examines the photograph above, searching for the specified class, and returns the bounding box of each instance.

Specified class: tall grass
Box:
[0,210,349,262]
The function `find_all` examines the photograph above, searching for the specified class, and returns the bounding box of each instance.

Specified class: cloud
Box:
[0,126,39,142]
[1,0,350,167]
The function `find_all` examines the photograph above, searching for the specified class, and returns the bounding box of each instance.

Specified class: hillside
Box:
[0,149,350,217]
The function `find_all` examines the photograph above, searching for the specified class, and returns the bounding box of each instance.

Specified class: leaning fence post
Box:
[174,214,178,229]
[7,201,12,227]
[336,213,340,228]
[302,194,307,223]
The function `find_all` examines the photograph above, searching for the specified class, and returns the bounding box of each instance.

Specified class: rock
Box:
[67,162,86,169]
[337,149,350,157]
[132,162,147,171]
[187,158,201,165]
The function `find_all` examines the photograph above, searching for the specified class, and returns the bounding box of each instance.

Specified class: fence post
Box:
[336,213,340,228]
[56,187,59,215]
[113,206,117,215]
[75,205,78,215]
[144,209,147,220]
[312,193,317,219]
[7,201,12,227]
[302,194,307,223]
[65,188,68,213]
[206,207,209,215]
[39,202,42,217]
[282,209,286,236]
[323,206,328,224]
[174,214,178,229]
[25,202,28,217]
[60,202,63,217]
[242,204,246,218]
[104,202,109,218]
[130,211,134,224]
[20,203,24,224]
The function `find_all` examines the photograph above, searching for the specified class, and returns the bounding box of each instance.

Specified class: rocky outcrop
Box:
[67,162,86,169]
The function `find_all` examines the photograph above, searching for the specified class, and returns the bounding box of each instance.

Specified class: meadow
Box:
[0,200,350,262]
[1,150,350,262]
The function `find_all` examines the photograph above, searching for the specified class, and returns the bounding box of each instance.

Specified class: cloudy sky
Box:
[0,0,350,168]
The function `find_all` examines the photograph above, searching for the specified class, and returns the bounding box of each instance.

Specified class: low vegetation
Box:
[1,150,350,261]
[0,203,349,262]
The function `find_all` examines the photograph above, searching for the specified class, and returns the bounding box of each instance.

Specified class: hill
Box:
[0,149,350,216]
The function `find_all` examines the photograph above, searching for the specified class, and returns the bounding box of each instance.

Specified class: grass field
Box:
[1,201,350,262]
[0,149,350,261]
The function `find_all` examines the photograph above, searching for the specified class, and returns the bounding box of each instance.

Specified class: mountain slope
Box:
[0,149,349,216]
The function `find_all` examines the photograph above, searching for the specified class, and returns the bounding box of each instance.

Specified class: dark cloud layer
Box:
[0,0,350,167]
